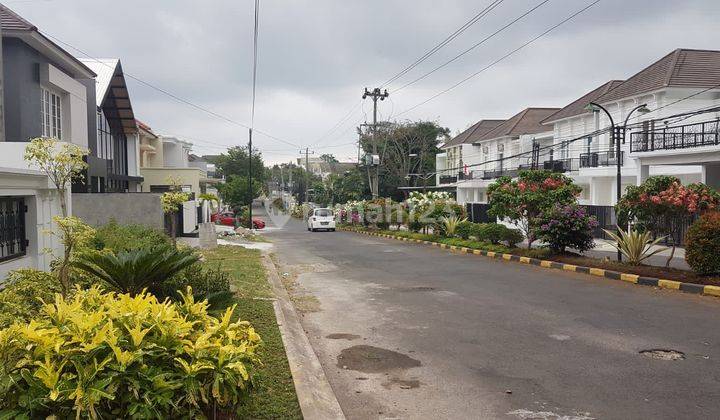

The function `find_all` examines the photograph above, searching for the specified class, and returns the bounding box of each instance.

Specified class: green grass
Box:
[203,246,302,419]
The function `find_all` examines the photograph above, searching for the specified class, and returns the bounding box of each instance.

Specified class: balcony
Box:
[579,151,623,168]
[438,175,458,185]
[543,158,579,173]
[630,119,720,152]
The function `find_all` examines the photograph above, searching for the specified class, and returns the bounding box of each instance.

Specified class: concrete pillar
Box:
[637,164,650,186]
[702,164,720,190]
[198,222,217,249]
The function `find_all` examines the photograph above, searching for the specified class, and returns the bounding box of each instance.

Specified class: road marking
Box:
[589,268,605,276]
[620,273,639,283]
[658,279,681,290]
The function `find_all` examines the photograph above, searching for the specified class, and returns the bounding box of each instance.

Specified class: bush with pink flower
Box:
[535,204,598,253]
[617,175,720,266]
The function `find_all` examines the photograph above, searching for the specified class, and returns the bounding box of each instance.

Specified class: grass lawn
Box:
[203,245,302,419]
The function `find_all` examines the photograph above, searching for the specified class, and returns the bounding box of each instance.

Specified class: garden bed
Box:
[203,245,302,419]
[343,226,720,288]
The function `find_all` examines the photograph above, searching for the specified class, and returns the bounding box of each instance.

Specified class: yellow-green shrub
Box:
[0,286,261,418]
[0,269,61,328]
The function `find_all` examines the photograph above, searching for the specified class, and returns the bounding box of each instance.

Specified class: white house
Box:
[450,108,559,205]
[0,4,97,278]
[541,48,720,206]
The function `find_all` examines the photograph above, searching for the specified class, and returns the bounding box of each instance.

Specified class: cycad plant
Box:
[602,226,667,265]
[72,246,199,295]
[440,215,467,237]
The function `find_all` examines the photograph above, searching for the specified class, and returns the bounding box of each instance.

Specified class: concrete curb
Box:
[339,227,720,299]
[262,255,346,420]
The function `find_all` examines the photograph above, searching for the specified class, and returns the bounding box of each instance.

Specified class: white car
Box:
[307,208,336,232]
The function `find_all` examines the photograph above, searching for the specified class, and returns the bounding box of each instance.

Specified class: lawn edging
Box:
[339,227,720,299]
[261,254,346,420]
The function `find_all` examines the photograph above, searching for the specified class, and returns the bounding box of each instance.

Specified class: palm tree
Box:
[72,246,199,295]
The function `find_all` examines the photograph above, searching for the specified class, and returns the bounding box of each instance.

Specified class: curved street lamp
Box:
[586,102,650,261]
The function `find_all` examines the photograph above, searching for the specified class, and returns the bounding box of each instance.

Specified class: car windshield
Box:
[315,209,332,217]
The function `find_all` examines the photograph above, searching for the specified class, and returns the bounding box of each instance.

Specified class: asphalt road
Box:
[261,209,720,420]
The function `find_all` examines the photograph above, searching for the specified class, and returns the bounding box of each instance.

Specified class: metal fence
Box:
[630,119,720,152]
[0,197,27,263]
[466,203,492,223]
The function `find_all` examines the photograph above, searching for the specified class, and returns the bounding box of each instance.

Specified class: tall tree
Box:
[319,154,339,163]
[359,121,449,201]
[211,145,267,184]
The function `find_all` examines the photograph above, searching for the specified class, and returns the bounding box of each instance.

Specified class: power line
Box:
[310,0,505,148]
[380,0,505,88]
[40,30,301,149]
[392,0,552,94]
[395,0,602,118]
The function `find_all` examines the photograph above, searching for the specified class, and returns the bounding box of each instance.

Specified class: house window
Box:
[0,197,27,263]
[41,88,62,139]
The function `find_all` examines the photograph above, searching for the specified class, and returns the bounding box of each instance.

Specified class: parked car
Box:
[211,211,265,229]
[307,208,335,232]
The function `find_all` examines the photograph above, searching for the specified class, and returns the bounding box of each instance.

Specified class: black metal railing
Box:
[482,168,519,180]
[630,119,720,152]
[439,175,458,185]
[543,158,579,173]
[579,151,623,168]
[0,197,27,263]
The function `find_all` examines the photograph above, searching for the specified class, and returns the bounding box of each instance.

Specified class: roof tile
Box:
[476,108,559,142]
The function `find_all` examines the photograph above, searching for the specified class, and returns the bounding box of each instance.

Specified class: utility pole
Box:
[362,87,389,199]
[248,128,253,229]
[299,147,315,203]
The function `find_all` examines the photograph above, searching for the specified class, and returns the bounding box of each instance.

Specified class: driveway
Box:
[263,212,720,420]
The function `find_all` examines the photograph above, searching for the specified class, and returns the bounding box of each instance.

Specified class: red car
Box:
[211,212,265,229]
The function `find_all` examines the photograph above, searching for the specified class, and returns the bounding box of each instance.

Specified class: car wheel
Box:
[330,228,335,232]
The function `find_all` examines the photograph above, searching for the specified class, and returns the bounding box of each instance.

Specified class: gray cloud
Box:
[10,0,720,163]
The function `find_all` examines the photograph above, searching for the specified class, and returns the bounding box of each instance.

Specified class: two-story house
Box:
[541,48,720,206]
[454,108,559,204]
[436,119,504,186]
[0,3,96,277]
[75,58,143,193]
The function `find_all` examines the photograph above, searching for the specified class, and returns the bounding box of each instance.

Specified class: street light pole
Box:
[588,102,650,262]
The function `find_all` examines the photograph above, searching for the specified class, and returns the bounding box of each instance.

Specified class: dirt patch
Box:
[272,255,322,313]
[337,345,421,373]
[326,333,361,340]
[381,377,421,390]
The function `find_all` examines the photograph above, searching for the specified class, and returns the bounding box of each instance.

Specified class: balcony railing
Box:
[439,175,458,185]
[543,158,579,173]
[579,151,623,168]
[630,119,720,152]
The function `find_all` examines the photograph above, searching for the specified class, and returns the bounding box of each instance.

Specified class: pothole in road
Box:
[639,349,685,360]
[337,345,421,373]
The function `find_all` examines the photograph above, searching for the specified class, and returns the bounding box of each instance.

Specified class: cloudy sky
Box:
[8,0,720,164]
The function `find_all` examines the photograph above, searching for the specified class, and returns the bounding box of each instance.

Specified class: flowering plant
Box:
[617,175,720,266]
[535,204,598,253]
[487,170,582,248]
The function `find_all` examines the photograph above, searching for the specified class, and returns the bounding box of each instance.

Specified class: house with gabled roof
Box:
[436,119,504,186]
[75,58,143,193]
[0,2,97,277]
[540,48,720,207]
[453,108,558,204]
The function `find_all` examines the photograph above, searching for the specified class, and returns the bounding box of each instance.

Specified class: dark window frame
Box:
[0,197,28,263]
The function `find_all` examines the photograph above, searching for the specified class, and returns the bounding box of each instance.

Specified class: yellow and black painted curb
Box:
[338,227,720,299]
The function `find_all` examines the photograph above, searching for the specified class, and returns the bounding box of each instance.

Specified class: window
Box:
[0,197,27,263]
[41,88,62,139]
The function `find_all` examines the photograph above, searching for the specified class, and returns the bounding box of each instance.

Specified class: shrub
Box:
[603,226,667,265]
[72,246,200,295]
[535,204,598,253]
[488,170,581,248]
[456,221,475,239]
[90,220,170,253]
[0,287,261,418]
[685,212,720,275]
[152,261,233,309]
[476,223,524,247]
[0,269,61,328]
[439,215,467,237]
